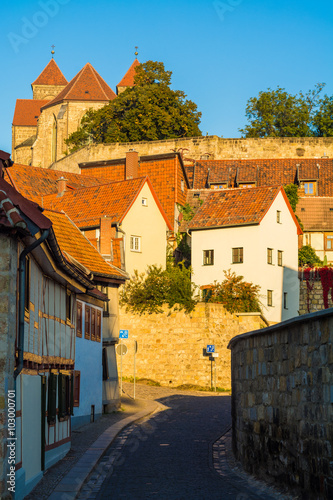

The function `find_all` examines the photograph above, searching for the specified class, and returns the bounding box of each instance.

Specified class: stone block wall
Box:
[229,308,333,499]
[299,278,333,315]
[118,305,266,389]
[0,236,17,496]
[52,136,333,173]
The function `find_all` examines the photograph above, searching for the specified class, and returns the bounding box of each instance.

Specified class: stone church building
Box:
[12,58,138,168]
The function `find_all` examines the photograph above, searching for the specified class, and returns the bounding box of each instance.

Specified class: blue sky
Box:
[1,0,332,154]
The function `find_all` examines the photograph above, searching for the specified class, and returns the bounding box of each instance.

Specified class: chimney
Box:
[125,150,139,180]
[56,176,68,196]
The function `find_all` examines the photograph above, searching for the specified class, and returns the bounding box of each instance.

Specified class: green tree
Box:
[239,84,327,138]
[120,261,197,315]
[203,270,262,314]
[313,95,333,137]
[298,245,323,267]
[66,61,202,152]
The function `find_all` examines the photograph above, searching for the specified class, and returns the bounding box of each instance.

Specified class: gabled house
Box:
[296,197,333,263]
[187,186,303,324]
[45,176,173,276]
[43,209,128,427]
[0,155,126,498]
[79,150,190,232]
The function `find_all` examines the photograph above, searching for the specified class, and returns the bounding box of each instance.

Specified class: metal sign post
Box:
[133,340,138,400]
[116,336,128,397]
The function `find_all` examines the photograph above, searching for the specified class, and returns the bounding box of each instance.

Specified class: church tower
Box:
[31,58,68,100]
[12,57,68,165]
[116,58,140,95]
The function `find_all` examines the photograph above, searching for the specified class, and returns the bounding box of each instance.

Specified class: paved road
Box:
[77,390,285,500]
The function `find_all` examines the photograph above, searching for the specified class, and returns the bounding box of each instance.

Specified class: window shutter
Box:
[96,310,101,342]
[85,305,91,340]
[58,373,66,419]
[73,371,80,407]
[77,302,82,338]
[47,373,57,425]
[91,308,96,341]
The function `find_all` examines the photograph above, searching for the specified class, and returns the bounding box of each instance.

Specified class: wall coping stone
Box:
[228,306,333,349]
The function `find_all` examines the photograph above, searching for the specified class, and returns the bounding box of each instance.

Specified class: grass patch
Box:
[122,376,161,387]
[175,383,231,393]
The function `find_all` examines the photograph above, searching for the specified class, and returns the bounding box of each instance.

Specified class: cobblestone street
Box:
[27,382,296,499]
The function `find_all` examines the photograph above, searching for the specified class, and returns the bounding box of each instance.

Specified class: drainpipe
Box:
[14,229,49,379]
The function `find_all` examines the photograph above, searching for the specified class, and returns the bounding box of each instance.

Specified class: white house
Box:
[46,176,173,277]
[188,186,303,323]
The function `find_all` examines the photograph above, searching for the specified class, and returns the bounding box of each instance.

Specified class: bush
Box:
[298,245,322,267]
[120,261,197,315]
[202,270,262,313]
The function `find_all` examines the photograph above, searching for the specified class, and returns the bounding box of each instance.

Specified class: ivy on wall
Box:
[303,267,333,312]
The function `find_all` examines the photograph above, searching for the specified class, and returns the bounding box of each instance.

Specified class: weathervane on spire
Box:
[135,46,138,58]
[51,45,55,58]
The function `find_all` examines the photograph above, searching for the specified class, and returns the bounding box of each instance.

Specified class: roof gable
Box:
[188,186,302,233]
[31,59,68,86]
[42,63,116,109]
[4,164,108,204]
[44,177,148,227]
[44,209,127,279]
[13,99,49,126]
[117,59,140,89]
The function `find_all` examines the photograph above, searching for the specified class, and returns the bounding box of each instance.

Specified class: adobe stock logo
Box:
[7,0,70,54]
[213,0,243,22]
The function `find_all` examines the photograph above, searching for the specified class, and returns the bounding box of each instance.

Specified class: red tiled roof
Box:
[45,176,172,230]
[42,63,116,109]
[296,197,333,231]
[12,99,49,126]
[44,177,148,227]
[117,59,140,88]
[44,209,127,279]
[187,185,302,233]
[0,178,51,231]
[80,153,189,229]
[189,158,333,196]
[31,59,68,86]
[4,164,109,204]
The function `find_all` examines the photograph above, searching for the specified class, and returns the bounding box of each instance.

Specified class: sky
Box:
[0,0,332,154]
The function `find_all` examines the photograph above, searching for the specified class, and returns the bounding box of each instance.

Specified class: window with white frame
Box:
[267,290,273,307]
[142,197,148,207]
[232,247,243,264]
[278,250,283,266]
[277,210,281,223]
[203,250,214,266]
[130,235,141,252]
[267,248,273,265]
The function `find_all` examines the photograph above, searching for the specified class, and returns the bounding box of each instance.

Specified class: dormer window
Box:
[301,181,317,196]
[238,183,255,189]
[210,183,227,190]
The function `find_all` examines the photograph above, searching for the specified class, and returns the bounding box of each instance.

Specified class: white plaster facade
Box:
[191,191,300,323]
[120,182,171,277]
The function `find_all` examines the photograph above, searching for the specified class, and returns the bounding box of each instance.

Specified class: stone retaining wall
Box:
[52,136,333,173]
[118,304,266,390]
[299,277,333,315]
[228,308,333,499]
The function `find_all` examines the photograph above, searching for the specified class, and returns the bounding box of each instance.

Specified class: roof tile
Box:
[42,63,116,109]
[31,59,68,86]
[44,209,127,279]
[117,59,140,88]
[12,99,49,126]
[188,186,282,230]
